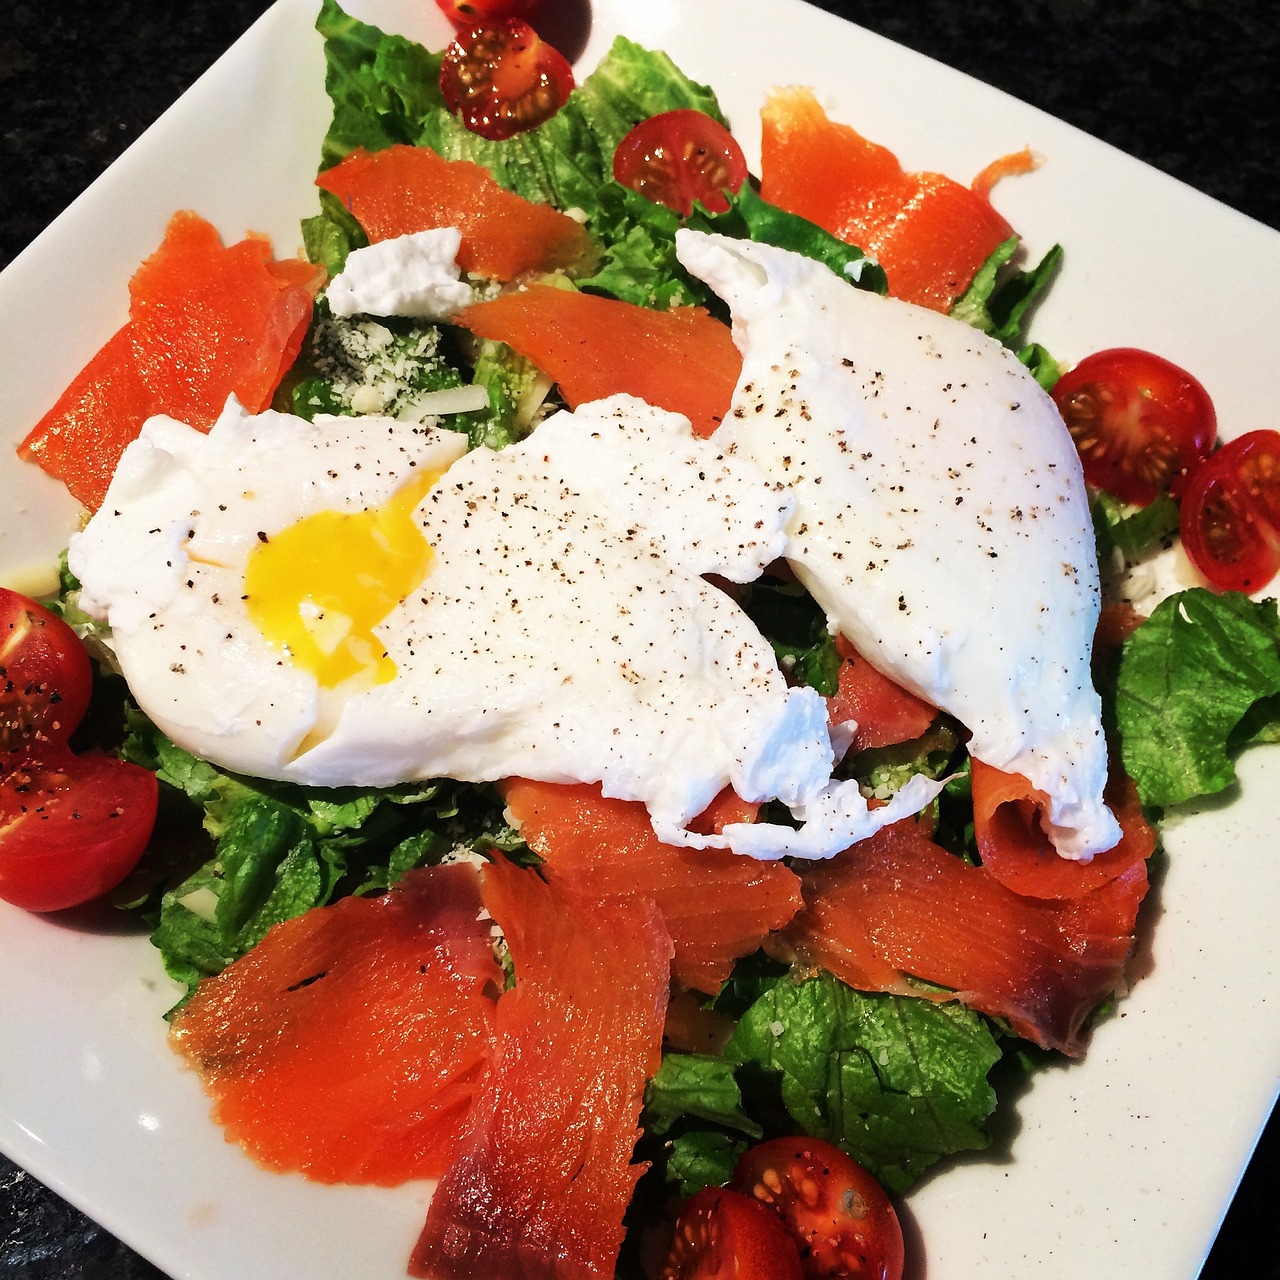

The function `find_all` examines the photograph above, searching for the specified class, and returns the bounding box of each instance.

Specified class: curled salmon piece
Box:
[767,817,1150,1056]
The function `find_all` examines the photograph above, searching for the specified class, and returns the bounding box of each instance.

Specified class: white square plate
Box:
[2,2,1279,1276]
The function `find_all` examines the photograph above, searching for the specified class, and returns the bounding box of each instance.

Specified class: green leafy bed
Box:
[61,0,1280,1242]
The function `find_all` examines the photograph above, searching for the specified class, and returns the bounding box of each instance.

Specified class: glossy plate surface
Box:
[2,1,1279,1276]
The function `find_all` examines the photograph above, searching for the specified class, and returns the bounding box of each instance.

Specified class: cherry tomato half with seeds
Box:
[1,588,93,757]
[439,18,574,142]
[659,1185,804,1280]
[0,749,158,912]
[1179,428,1280,594]
[613,109,749,219]
[433,0,542,28]
[1050,346,1216,507]
[731,1137,904,1280]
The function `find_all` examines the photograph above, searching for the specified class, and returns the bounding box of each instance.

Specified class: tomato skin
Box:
[439,19,574,142]
[1050,347,1217,506]
[660,1186,805,1280]
[1180,428,1280,593]
[613,110,749,218]
[731,1138,904,1280]
[433,0,542,26]
[1,589,93,756]
[0,750,158,912]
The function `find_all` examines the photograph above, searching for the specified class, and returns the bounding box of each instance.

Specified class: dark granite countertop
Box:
[2,1,1277,1277]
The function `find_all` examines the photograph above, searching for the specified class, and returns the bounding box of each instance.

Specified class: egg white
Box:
[71,394,941,860]
[677,230,1120,859]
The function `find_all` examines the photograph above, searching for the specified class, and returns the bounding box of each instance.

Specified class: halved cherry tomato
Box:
[659,1185,804,1280]
[1050,347,1216,507]
[434,0,542,27]
[0,750,158,912]
[613,110,748,218]
[731,1137,904,1280]
[1180,428,1280,594]
[1,589,93,756]
[439,19,574,141]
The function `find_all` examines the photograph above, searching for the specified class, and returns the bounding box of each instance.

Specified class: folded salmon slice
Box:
[501,778,803,993]
[316,144,590,280]
[411,856,672,1280]
[768,818,1150,1056]
[971,759,1156,899]
[19,210,321,511]
[169,863,499,1184]
[457,285,742,438]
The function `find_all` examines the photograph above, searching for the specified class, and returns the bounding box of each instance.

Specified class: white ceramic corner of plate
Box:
[2,1,1279,1277]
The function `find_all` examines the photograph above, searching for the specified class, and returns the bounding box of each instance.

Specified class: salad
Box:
[2,2,1280,1280]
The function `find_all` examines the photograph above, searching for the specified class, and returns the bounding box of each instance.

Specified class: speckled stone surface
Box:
[1,1,1277,1277]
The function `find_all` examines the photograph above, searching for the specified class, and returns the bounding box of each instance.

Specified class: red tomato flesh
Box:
[1,589,93,756]
[439,19,573,141]
[731,1137,904,1280]
[613,109,749,218]
[0,749,157,912]
[434,0,543,26]
[1050,346,1217,506]
[660,1185,804,1280]
[1180,428,1280,593]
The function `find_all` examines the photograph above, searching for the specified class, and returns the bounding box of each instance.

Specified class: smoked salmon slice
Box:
[768,817,1149,1056]
[410,855,672,1280]
[169,863,500,1185]
[18,211,322,511]
[759,87,1013,311]
[457,285,742,437]
[16,324,158,511]
[826,634,936,753]
[501,778,803,993]
[315,144,591,281]
[970,759,1156,900]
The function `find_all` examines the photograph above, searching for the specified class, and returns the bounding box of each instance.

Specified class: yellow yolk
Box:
[244,469,438,689]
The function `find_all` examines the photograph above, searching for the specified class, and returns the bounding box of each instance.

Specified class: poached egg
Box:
[676,229,1120,859]
[70,394,938,860]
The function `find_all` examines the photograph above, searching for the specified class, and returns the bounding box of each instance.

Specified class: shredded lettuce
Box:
[120,708,514,998]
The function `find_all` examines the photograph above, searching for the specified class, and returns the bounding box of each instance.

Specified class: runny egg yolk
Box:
[244,468,439,689]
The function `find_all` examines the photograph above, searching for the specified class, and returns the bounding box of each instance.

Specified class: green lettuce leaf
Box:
[725,971,1000,1194]
[1092,491,1181,568]
[664,1131,747,1198]
[121,710,509,997]
[315,0,444,169]
[1115,588,1280,806]
[950,236,1063,356]
[643,1052,763,1139]
[735,575,841,697]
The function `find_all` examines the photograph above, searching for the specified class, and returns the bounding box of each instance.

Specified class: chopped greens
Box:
[120,707,512,998]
